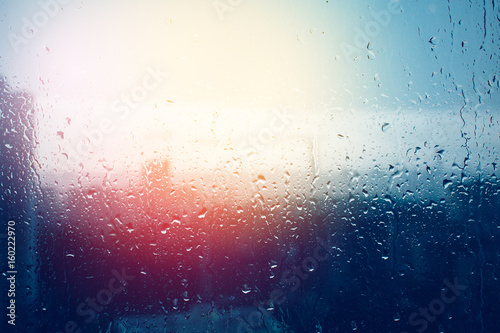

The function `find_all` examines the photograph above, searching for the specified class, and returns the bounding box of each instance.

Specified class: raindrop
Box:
[198,207,207,218]
[241,284,251,294]
[443,179,452,189]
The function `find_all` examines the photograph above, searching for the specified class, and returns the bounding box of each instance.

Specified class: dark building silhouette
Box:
[0,77,42,332]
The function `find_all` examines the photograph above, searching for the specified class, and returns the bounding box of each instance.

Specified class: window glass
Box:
[1,1,499,332]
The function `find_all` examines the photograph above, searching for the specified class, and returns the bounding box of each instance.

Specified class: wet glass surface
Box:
[0,1,499,332]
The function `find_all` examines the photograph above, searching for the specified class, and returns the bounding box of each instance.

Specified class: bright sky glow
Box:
[0,0,498,195]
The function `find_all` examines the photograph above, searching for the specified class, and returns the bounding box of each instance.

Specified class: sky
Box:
[0,0,498,190]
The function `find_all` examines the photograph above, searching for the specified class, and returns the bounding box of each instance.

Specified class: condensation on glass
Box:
[0,0,499,332]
